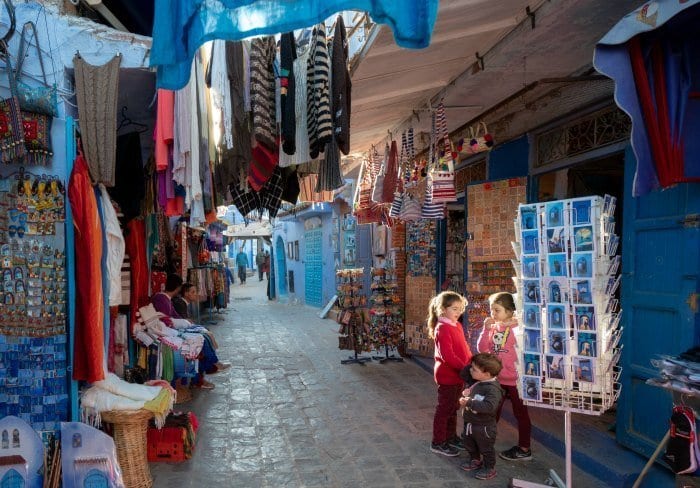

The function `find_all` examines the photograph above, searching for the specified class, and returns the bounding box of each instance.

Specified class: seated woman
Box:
[151,274,230,389]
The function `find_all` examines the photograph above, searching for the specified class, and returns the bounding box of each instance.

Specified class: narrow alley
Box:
[150,279,606,487]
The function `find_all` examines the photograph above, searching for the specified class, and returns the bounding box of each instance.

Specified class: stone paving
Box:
[150,279,607,487]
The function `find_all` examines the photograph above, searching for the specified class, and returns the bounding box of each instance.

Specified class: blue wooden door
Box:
[617,146,700,457]
[275,236,288,296]
[305,229,323,307]
[0,469,24,488]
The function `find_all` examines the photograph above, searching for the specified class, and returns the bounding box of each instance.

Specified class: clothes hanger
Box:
[117,105,148,133]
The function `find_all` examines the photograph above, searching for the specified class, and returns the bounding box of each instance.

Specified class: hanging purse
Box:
[0,43,27,164]
[14,22,58,117]
[467,122,494,154]
[429,103,457,203]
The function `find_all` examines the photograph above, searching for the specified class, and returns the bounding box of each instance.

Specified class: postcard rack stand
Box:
[510,195,623,488]
[336,268,371,365]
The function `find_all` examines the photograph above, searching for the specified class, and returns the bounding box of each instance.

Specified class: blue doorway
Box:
[275,236,288,296]
[305,229,323,307]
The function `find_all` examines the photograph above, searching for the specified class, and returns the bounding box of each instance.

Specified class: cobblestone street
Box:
[151,279,606,487]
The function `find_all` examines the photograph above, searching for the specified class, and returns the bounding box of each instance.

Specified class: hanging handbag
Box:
[371,143,389,203]
[429,103,457,203]
[421,180,445,219]
[467,122,494,154]
[0,44,27,163]
[14,21,58,117]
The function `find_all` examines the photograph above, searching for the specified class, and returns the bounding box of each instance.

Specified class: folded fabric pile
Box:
[135,304,205,359]
[81,373,175,428]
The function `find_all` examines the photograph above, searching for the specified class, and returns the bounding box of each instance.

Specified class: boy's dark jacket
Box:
[459,365,505,426]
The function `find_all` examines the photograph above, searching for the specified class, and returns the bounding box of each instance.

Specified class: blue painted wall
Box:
[487,135,530,180]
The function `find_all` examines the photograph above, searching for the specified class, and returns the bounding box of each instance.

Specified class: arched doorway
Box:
[275,236,287,296]
[1,469,25,488]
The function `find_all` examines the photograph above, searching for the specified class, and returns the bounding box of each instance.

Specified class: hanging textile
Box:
[332,16,352,155]
[381,140,399,203]
[98,184,125,307]
[151,0,439,90]
[73,54,121,186]
[250,36,278,151]
[315,138,344,192]
[594,1,700,195]
[68,150,105,382]
[125,219,149,332]
[280,32,297,156]
[307,23,332,159]
[155,89,175,171]
[280,45,312,167]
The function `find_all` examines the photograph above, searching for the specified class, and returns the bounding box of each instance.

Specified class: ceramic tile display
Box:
[512,195,622,415]
[406,220,436,277]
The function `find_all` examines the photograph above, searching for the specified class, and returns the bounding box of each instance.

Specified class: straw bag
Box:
[0,45,27,163]
[14,22,58,117]
[468,122,494,154]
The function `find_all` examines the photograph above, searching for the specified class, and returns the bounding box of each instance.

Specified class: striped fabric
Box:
[399,194,422,221]
[307,23,332,159]
[315,138,344,192]
[250,36,278,151]
[389,191,404,217]
[429,102,457,203]
[422,179,446,219]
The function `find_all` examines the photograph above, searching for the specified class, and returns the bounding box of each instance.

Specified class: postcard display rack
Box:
[369,267,404,363]
[336,268,371,365]
[0,170,69,431]
[511,195,622,488]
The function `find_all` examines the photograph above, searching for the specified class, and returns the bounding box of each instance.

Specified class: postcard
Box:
[522,256,540,278]
[547,304,567,329]
[545,201,565,228]
[522,376,542,401]
[577,331,597,357]
[523,354,542,376]
[573,356,595,383]
[523,328,542,353]
[544,277,568,304]
[547,253,568,277]
[573,226,594,252]
[546,227,566,254]
[520,204,538,231]
[572,280,593,305]
[546,354,566,380]
[571,199,592,225]
[523,280,542,304]
[521,230,540,255]
[547,330,567,355]
[574,306,596,331]
[572,252,593,278]
[522,305,542,328]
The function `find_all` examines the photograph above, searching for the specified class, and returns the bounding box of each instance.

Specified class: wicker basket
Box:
[101,409,154,488]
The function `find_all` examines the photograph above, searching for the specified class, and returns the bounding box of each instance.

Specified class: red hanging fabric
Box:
[125,219,150,333]
[381,140,399,203]
[68,152,105,382]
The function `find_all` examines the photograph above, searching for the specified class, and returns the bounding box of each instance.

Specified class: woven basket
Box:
[101,409,154,488]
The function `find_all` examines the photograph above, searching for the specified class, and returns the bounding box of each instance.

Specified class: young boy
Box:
[458,353,504,481]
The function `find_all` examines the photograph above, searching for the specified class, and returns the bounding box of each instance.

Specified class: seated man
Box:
[151,275,230,389]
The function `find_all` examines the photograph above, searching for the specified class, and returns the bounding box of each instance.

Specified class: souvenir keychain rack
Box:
[510,195,622,488]
[369,266,404,363]
[336,268,371,365]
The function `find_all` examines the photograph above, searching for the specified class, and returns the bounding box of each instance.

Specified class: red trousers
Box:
[432,383,463,444]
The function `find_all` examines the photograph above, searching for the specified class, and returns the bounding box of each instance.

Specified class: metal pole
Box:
[565,410,572,488]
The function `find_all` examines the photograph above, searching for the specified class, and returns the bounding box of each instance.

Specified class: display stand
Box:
[511,196,622,488]
[368,266,404,363]
[336,268,372,365]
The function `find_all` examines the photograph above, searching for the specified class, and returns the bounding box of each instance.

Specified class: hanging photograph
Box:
[573,356,595,383]
[522,376,542,401]
[544,277,568,304]
[523,353,541,376]
[573,225,594,252]
[572,252,593,278]
[574,306,596,331]
[546,304,567,329]
[521,230,540,255]
[577,331,597,357]
[546,354,566,380]
[571,198,593,225]
[546,227,566,254]
[523,328,542,353]
[343,213,356,231]
[572,279,593,304]
[523,280,541,304]
[522,304,541,328]
[545,201,565,227]
[547,330,567,355]
[520,205,538,231]
[547,253,567,277]
[521,256,540,278]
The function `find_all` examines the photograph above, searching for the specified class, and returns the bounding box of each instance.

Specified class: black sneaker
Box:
[447,437,466,451]
[430,442,460,457]
[474,467,497,480]
[499,445,532,461]
[460,459,483,472]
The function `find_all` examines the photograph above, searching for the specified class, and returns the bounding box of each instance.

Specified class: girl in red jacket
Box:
[428,291,472,456]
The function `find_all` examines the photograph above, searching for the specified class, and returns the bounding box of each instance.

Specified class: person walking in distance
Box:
[427,291,472,457]
[256,249,265,281]
[263,250,271,280]
[236,247,248,284]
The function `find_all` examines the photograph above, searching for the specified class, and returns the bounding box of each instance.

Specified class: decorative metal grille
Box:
[455,160,487,190]
[535,107,631,168]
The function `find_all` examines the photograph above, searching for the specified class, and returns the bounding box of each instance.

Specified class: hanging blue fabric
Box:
[151,0,439,90]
